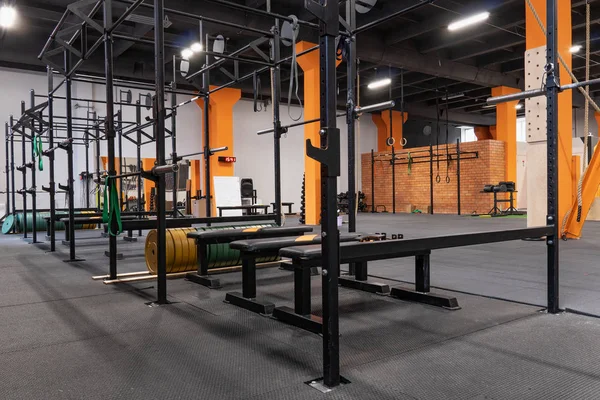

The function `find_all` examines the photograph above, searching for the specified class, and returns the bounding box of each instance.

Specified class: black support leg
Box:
[225,257,275,315]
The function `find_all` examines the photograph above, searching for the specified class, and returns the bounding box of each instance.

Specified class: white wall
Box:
[0,67,377,216]
[0,67,202,212]
[232,99,377,210]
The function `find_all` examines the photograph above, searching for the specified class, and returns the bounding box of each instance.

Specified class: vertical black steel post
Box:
[94,121,101,212]
[117,110,123,209]
[44,80,55,245]
[203,34,212,219]
[346,0,357,233]
[155,0,168,304]
[270,6,283,227]
[314,0,341,388]
[171,56,178,218]
[9,117,16,232]
[20,102,27,239]
[30,90,39,244]
[85,128,90,209]
[136,101,143,235]
[4,124,9,221]
[370,149,375,212]
[64,52,77,260]
[429,142,434,214]
[545,0,560,314]
[104,0,118,277]
[389,66,395,214]
[456,138,461,215]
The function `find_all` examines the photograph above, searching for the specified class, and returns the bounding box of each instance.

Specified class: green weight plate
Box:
[2,214,15,234]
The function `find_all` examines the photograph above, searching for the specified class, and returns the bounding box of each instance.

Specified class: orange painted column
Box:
[296,41,322,225]
[491,86,519,185]
[381,111,408,149]
[195,87,241,215]
[526,0,572,226]
[474,126,493,141]
[372,113,387,152]
[142,158,155,211]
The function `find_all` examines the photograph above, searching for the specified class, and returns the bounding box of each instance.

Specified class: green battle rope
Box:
[103,176,123,236]
[407,152,413,175]
[33,135,43,171]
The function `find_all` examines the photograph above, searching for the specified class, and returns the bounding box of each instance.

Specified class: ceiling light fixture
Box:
[448,12,490,31]
[367,78,391,90]
[446,93,465,100]
[181,48,193,59]
[191,42,203,52]
[482,104,496,109]
[0,5,17,28]
[569,45,582,53]
[515,103,523,110]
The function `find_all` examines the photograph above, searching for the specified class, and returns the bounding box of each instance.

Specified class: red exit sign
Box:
[218,156,237,163]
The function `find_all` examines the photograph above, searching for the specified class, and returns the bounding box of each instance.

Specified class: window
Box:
[516,117,526,142]
[459,126,476,143]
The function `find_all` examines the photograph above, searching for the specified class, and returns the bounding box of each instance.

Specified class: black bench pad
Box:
[230,233,362,253]
[186,226,312,242]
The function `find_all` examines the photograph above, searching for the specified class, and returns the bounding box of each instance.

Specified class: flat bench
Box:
[276,242,436,333]
[270,202,294,215]
[218,205,270,216]
[185,225,314,289]
[226,233,365,315]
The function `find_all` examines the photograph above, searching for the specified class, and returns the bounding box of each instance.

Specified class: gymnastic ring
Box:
[435,175,441,183]
[446,176,451,183]
[400,138,407,146]
[386,137,395,147]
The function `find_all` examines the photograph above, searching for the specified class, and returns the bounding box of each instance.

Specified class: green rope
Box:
[407,152,413,175]
[103,176,123,236]
[33,135,43,171]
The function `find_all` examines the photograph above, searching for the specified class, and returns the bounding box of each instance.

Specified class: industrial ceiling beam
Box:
[404,103,496,126]
[357,33,523,89]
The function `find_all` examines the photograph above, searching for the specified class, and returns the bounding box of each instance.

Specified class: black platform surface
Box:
[3,220,600,399]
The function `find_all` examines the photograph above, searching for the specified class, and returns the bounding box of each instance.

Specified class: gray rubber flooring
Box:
[2,215,600,399]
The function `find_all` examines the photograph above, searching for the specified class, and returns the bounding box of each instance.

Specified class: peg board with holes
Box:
[361,140,505,214]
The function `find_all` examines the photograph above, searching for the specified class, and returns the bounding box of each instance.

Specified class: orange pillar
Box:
[372,113,387,152]
[491,86,519,184]
[526,0,572,226]
[142,158,155,211]
[196,87,241,215]
[296,41,322,225]
[474,126,493,141]
[381,110,408,149]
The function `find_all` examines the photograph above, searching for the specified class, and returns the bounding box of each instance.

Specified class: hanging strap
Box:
[103,176,123,236]
[407,152,413,175]
[33,135,44,171]
[287,16,303,121]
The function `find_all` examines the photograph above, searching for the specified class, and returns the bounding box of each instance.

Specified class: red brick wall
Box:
[361,140,506,214]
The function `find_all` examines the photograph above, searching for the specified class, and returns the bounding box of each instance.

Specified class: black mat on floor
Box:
[3,215,600,399]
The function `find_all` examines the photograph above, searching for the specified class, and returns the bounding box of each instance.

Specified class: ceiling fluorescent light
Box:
[448,12,490,31]
[569,45,582,53]
[446,93,464,100]
[368,78,391,90]
[191,42,203,52]
[482,104,496,109]
[0,6,17,28]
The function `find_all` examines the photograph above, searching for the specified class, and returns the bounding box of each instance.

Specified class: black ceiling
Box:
[1,0,599,126]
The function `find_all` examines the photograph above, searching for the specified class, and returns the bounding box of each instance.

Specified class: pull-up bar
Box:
[487,77,600,105]
[256,100,395,135]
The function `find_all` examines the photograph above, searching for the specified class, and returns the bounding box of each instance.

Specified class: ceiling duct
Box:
[126,14,172,28]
